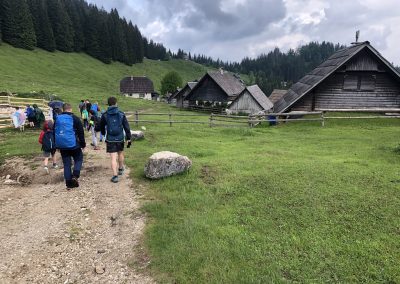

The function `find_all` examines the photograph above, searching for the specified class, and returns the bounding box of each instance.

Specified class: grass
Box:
[1,44,400,283]
[125,118,400,283]
[0,43,208,111]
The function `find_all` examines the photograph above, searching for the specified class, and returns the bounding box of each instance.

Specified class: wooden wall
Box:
[176,86,191,108]
[187,76,228,103]
[229,91,263,114]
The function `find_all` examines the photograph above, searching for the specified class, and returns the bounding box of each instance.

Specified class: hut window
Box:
[343,75,359,90]
[343,74,376,91]
[139,93,145,98]
[360,75,376,91]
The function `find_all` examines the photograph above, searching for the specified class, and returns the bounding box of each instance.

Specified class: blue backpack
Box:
[105,112,124,142]
[42,131,55,152]
[55,114,77,149]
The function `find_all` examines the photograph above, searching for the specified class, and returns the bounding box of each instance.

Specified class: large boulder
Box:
[130,130,144,140]
[144,151,192,179]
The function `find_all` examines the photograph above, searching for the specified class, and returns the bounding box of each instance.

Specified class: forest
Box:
[0,0,168,65]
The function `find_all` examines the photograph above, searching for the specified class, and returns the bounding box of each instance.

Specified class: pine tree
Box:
[108,9,128,64]
[47,0,74,52]
[28,0,55,51]
[63,0,84,52]
[1,0,36,50]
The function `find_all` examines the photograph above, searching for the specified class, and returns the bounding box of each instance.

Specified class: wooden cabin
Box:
[172,82,197,108]
[228,85,273,114]
[120,76,155,100]
[274,41,400,113]
[185,70,245,107]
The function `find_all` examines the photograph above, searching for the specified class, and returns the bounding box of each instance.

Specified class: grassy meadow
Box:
[1,44,400,283]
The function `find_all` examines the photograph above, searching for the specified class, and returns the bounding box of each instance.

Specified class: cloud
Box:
[87,0,400,65]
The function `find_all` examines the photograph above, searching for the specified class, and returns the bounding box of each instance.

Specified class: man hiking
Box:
[55,103,86,189]
[99,97,131,183]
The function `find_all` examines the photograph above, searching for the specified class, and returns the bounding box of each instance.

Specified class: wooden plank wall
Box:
[229,91,263,114]
[314,72,400,109]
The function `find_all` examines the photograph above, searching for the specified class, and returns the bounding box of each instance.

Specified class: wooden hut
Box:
[120,76,155,100]
[172,82,197,108]
[274,41,400,113]
[185,70,245,107]
[228,85,273,114]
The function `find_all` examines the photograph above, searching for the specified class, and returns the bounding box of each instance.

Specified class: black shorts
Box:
[43,149,56,157]
[106,142,124,153]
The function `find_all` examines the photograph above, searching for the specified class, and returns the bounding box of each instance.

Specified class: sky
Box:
[87,0,400,65]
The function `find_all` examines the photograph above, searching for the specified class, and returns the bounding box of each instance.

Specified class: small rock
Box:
[97,249,106,254]
[144,151,192,179]
[130,130,144,140]
[95,263,106,274]
[6,175,11,179]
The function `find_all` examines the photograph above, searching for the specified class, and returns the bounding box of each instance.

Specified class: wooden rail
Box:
[0,96,48,108]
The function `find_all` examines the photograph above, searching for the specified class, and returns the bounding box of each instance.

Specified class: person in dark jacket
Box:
[54,103,86,189]
[100,97,131,183]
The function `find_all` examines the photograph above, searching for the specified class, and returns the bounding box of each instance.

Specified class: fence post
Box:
[321,111,325,127]
[248,115,253,128]
[169,113,172,127]
[134,111,139,127]
[7,96,11,106]
[209,113,213,128]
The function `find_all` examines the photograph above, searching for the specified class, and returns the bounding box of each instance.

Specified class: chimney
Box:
[219,67,224,75]
[130,76,133,81]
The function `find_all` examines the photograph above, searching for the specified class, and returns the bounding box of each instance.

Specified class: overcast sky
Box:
[87,0,400,65]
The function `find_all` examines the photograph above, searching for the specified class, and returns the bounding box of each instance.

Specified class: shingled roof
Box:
[269,89,287,104]
[274,41,400,113]
[120,76,154,94]
[207,70,245,97]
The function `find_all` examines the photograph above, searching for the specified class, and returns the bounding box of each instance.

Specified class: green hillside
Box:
[0,43,207,110]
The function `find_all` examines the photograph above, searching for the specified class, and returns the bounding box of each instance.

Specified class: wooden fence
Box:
[127,110,400,128]
[0,96,48,108]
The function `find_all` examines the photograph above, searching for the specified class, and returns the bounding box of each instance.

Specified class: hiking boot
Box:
[66,180,74,190]
[118,167,124,176]
[44,166,49,174]
[52,164,59,169]
[71,177,79,188]
[111,176,119,183]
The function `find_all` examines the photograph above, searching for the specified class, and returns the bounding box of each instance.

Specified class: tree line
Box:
[0,0,167,65]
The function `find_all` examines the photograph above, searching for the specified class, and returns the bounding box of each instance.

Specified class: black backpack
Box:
[42,131,55,152]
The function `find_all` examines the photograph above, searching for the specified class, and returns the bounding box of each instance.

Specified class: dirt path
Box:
[0,145,153,283]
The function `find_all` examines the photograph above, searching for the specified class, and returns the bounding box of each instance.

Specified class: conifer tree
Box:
[63,0,84,52]
[28,0,55,51]
[47,0,74,52]
[1,0,36,50]
[108,9,128,64]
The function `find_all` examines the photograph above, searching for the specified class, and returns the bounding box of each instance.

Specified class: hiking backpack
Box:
[42,131,55,152]
[27,108,35,118]
[55,114,77,149]
[105,112,124,142]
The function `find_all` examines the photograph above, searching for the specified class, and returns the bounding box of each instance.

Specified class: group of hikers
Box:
[38,96,132,189]
[12,104,45,130]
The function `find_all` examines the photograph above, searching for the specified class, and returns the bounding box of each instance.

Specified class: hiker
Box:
[100,97,132,183]
[54,103,86,189]
[12,107,26,131]
[38,120,58,174]
[33,104,45,129]
[26,105,35,127]
[90,101,99,117]
[88,110,100,150]
[78,100,85,116]
[81,105,89,129]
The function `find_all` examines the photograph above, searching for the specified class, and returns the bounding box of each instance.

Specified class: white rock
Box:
[144,151,192,179]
